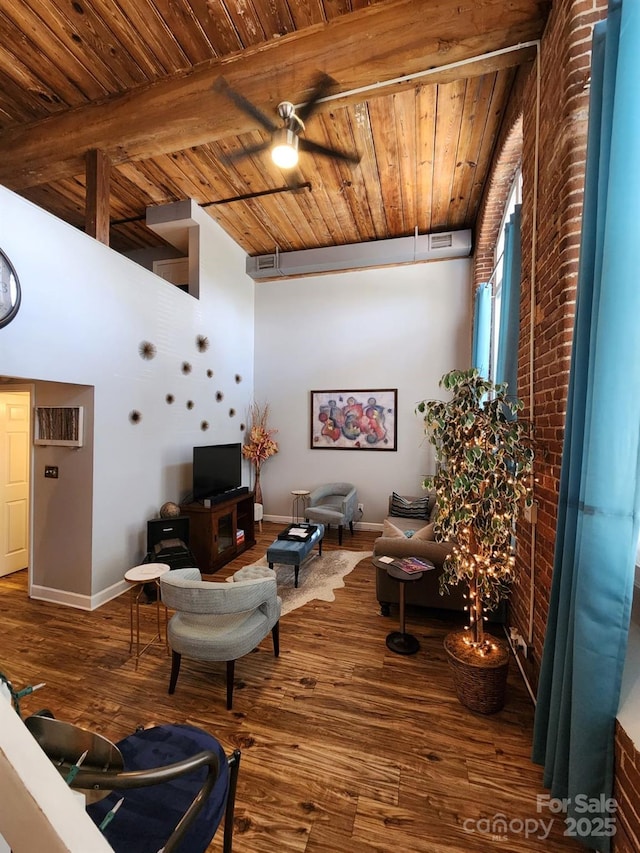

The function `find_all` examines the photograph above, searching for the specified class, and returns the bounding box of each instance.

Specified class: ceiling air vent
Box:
[256,254,278,271]
[429,232,454,250]
[246,229,471,280]
[246,252,282,278]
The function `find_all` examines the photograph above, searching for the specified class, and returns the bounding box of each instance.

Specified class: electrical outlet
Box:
[509,626,528,656]
[44,466,59,479]
[357,502,364,514]
[524,500,538,524]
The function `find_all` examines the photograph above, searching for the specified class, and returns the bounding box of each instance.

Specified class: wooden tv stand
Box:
[180,491,256,573]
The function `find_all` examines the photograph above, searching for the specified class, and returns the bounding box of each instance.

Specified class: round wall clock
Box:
[0,249,21,329]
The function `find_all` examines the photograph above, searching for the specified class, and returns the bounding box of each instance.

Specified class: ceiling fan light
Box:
[271,129,299,169]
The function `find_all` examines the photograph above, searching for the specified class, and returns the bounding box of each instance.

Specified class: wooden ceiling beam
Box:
[85,149,111,245]
[0,0,546,189]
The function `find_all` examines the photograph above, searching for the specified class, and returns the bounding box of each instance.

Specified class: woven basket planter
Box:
[444,630,510,714]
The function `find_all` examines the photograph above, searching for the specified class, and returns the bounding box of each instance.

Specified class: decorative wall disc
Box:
[187,400,194,409]
[196,335,209,352]
[139,341,156,360]
[129,410,142,424]
[181,361,192,374]
[201,421,210,431]
[207,369,214,378]
[216,391,223,401]
[229,408,236,417]
[166,394,175,404]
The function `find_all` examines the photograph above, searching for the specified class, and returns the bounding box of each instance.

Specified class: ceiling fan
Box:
[215,73,361,173]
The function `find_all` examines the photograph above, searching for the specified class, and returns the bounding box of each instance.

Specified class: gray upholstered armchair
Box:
[304,482,358,545]
[160,567,281,710]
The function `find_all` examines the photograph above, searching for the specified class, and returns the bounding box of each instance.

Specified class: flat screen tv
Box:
[193,442,242,502]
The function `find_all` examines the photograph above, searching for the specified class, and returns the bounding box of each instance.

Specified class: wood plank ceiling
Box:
[0,0,550,258]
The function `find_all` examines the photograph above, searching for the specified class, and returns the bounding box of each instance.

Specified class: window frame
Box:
[489,171,522,383]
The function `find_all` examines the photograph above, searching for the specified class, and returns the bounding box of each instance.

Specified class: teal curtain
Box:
[532,3,640,851]
[495,204,522,406]
[471,282,491,378]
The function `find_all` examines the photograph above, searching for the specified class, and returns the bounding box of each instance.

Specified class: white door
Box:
[0,391,30,576]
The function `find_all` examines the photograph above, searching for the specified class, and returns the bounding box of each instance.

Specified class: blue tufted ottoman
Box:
[266,523,324,587]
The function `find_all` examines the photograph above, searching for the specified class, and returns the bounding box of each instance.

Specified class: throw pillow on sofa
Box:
[411,523,435,541]
[390,492,430,520]
[382,519,405,538]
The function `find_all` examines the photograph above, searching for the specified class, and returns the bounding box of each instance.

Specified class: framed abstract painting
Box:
[309,389,397,451]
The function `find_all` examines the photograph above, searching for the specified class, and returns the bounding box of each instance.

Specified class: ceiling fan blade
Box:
[296,72,338,124]
[221,141,272,164]
[283,168,307,191]
[299,137,361,164]
[214,77,278,134]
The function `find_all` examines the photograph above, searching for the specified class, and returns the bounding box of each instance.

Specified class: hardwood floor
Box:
[0,524,582,853]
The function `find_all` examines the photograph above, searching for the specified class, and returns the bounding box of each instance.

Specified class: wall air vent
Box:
[246,229,471,280]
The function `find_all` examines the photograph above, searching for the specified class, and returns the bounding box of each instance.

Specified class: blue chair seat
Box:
[86,723,235,853]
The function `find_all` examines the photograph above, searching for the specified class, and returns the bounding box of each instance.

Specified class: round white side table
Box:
[124,563,170,668]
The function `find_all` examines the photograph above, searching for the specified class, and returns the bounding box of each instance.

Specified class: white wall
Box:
[253,260,471,524]
[0,186,254,604]
[0,184,471,603]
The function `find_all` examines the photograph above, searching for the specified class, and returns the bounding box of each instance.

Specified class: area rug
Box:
[253,550,372,615]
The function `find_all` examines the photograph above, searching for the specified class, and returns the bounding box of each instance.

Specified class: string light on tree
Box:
[416,369,534,654]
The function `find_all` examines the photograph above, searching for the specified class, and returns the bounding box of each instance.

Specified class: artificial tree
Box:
[416,369,534,652]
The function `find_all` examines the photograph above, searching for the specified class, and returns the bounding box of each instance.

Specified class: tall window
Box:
[490,171,522,381]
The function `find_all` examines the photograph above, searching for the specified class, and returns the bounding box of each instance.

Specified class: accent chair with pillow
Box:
[373,492,465,615]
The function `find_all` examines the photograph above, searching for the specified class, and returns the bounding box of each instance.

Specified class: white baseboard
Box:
[264,514,382,533]
[29,578,128,611]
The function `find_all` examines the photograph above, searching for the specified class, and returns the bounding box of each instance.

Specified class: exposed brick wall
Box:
[473,0,638,829]
[474,0,606,685]
[614,722,640,851]
[473,65,526,290]
[471,65,527,323]
[473,116,522,282]
[512,0,594,692]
